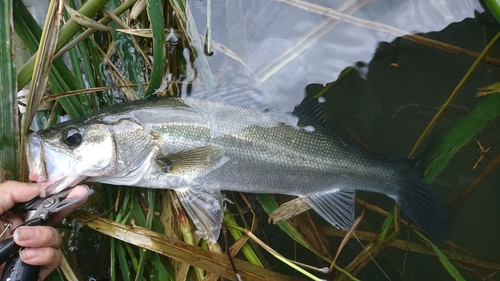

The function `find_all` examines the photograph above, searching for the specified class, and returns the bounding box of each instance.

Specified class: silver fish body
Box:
[27,96,451,242]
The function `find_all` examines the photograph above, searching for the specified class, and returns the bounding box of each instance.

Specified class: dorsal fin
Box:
[292,97,328,128]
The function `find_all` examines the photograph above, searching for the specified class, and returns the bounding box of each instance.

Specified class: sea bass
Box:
[26,94,451,242]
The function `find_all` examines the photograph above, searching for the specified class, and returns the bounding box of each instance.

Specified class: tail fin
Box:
[391,176,451,240]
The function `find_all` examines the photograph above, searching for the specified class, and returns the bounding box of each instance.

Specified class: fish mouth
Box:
[37,176,86,197]
[26,133,86,197]
[27,133,48,183]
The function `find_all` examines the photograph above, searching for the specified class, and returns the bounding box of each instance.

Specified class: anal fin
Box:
[175,188,224,244]
[301,189,355,231]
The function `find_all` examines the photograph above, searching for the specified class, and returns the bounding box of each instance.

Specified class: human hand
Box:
[0,181,89,280]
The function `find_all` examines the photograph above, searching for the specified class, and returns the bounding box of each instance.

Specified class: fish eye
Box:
[61,127,83,147]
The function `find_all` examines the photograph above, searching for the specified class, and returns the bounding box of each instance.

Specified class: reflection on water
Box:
[186,0,484,103]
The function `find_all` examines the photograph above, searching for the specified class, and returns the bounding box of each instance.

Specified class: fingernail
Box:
[19,249,39,261]
[69,185,90,199]
[28,183,42,194]
[15,227,38,241]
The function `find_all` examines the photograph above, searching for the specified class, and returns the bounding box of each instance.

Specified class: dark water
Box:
[22,0,500,280]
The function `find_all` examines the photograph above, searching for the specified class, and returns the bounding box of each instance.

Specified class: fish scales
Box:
[26,96,451,242]
[139,98,400,195]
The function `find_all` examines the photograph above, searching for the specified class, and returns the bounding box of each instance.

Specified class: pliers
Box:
[0,187,93,281]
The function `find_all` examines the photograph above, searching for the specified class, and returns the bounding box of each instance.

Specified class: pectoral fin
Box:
[301,189,355,231]
[175,188,224,243]
[155,146,227,177]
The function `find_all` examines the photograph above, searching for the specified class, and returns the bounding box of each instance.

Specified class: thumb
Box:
[0,181,40,214]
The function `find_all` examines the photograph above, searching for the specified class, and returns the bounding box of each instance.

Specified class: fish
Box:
[26,89,451,242]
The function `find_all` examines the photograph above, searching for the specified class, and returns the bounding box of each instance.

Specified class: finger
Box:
[0,214,23,241]
[0,181,40,214]
[0,213,24,230]
[48,185,90,225]
[19,247,62,279]
[13,226,62,248]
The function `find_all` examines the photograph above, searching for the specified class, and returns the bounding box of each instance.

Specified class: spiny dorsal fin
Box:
[292,98,328,128]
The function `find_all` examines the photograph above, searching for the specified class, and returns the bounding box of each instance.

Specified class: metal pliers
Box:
[0,187,93,281]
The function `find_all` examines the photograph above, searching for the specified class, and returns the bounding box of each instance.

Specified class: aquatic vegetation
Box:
[1,0,499,280]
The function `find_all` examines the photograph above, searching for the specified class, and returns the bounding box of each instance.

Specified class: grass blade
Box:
[134,190,156,281]
[145,0,166,96]
[410,31,500,157]
[415,230,466,281]
[20,0,64,180]
[106,0,147,98]
[449,152,500,215]
[17,0,109,89]
[223,212,264,267]
[169,0,215,88]
[150,252,175,281]
[425,92,500,182]
[65,4,112,31]
[117,240,133,281]
[240,229,325,281]
[256,194,325,256]
[72,210,306,281]
[0,0,20,182]
[55,0,138,60]
[484,0,500,23]
[13,0,84,120]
